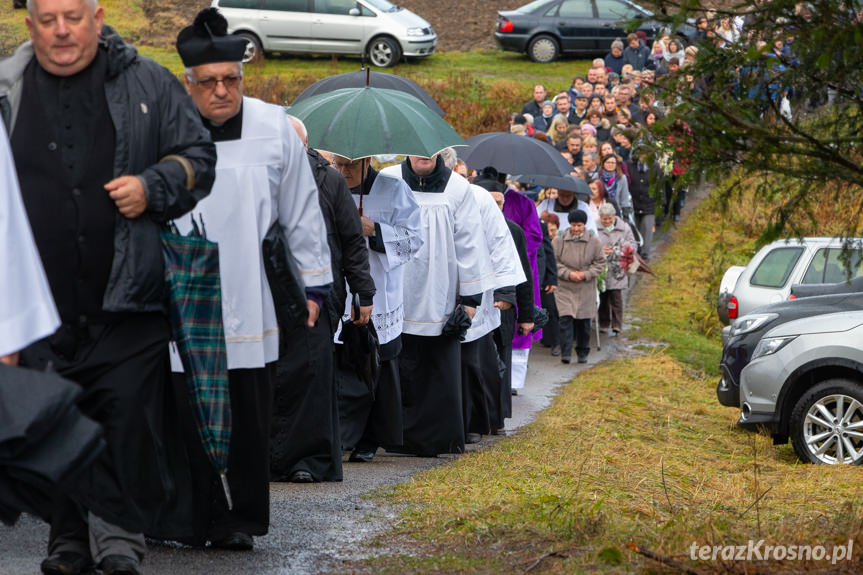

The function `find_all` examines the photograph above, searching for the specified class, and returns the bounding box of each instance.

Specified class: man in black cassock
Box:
[5,0,216,573]
[267,117,376,483]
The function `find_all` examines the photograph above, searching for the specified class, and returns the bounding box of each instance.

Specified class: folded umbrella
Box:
[293,69,446,117]
[161,219,233,509]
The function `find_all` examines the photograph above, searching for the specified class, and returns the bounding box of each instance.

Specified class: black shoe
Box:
[561,357,571,364]
[550,345,561,356]
[211,531,253,551]
[465,432,482,444]
[491,427,506,436]
[98,555,142,575]
[511,389,518,396]
[349,449,375,463]
[577,355,588,364]
[41,552,93,575]
[289,470,315,483]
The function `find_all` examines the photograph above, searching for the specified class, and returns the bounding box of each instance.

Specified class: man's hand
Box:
[105,175,147,218]
[306,299,320,328]
[494,301,513,310]
[351,304,373,326]
[544,285,557,294]
[569,270,585,282]
[360,216,376,237]
[0,352,19,367]
[517,322,535,335]
[464,305,477,321]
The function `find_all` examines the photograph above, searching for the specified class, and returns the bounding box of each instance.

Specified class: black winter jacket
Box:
[308,149,374,332]
[0,27,216,313]
[627,159,657,216]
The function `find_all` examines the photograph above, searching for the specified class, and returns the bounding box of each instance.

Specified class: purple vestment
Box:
[503,188,542,349]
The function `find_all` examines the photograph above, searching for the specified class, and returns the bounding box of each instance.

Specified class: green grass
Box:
[340,183,863,574]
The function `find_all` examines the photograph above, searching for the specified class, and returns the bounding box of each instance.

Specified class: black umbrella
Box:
[459,132,573,177]
[0,365,104,525]
[512,174,591,202]
[292,69,445,117]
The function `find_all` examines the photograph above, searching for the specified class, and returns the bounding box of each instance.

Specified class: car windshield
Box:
[363,0,400,12]
[517,0,557,14]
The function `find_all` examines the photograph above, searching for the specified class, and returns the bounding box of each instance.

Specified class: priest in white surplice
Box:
[174,9,332,551]
[460,182,527,443]
[0,119,60,365]
[330,156,422,463]
[381,155,496,456]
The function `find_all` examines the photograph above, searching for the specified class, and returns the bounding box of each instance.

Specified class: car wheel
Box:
[527,35,559,63]
[790,379,863,465]
[368,37,401,68]
[237,32,263,64]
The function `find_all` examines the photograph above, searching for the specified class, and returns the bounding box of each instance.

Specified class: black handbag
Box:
[262,221,308,328]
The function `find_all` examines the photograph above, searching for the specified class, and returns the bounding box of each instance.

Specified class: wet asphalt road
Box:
[0,335,624,575]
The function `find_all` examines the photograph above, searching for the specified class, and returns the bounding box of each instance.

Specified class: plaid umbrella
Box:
[161,218,233,509]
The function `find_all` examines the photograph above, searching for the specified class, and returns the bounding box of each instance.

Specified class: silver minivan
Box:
[212,0,437,67]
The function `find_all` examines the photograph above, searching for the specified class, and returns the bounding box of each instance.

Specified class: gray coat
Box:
[0,27,216,313]
[552,229,606,319]
[596,216,637,291]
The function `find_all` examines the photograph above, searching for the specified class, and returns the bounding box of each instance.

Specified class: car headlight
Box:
[407,27,427,37]
[731,313,778,337]
[751,335,796,360]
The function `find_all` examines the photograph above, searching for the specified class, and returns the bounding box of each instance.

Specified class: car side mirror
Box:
[349,7,360,16]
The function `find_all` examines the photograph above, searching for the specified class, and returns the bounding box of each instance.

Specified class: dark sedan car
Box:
[717,291,863,412]
[495,0,671,63]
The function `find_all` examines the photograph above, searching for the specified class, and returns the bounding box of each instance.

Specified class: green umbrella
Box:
[287,86,464,161]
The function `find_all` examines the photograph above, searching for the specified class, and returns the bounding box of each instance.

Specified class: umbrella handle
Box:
[220,472,233,511]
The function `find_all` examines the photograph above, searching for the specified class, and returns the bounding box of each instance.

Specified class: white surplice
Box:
[0,121,59,356]
[535,197,597,234]
[342,170,422,345]
[463,184,527,343]
[172,97,331,370]
[380,166,496,337]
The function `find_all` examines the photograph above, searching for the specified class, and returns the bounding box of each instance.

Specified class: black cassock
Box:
[386,334,464,456]
[270,307,343,482]
[461,332,503,436]
[338,337,403,450]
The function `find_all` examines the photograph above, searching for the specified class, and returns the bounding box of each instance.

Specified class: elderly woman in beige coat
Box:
[596,203,637,337]
[552,209,606,364]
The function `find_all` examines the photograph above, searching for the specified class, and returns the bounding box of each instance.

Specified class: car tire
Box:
[237,32,263,64]
[368,36,401,68]
[527,35,559,64]
[790,379,863,465]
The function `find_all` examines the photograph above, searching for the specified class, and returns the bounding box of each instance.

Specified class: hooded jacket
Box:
[0,27,216,314]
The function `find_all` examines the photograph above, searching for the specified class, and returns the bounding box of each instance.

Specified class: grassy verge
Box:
[344,183,863,574]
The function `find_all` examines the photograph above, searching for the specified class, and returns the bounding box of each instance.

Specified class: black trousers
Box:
[270,307,342,482]
[20,314,194,542]
[539,290,560,348]
[171,364,275,543]
[461,333,502,436]
[337,337,403,451]
[493,308,516,419]
[559,315,592,360]
[598,289,624,332]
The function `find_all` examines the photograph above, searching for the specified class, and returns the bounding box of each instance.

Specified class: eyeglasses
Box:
[192,75,242,91]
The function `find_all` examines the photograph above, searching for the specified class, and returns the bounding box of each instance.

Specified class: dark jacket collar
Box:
[101,26,138,80]
[401,155,451,193]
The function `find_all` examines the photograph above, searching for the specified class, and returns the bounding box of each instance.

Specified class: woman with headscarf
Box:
[598,153,632,217]
[551,210,606,364]
[596,203,637,337]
